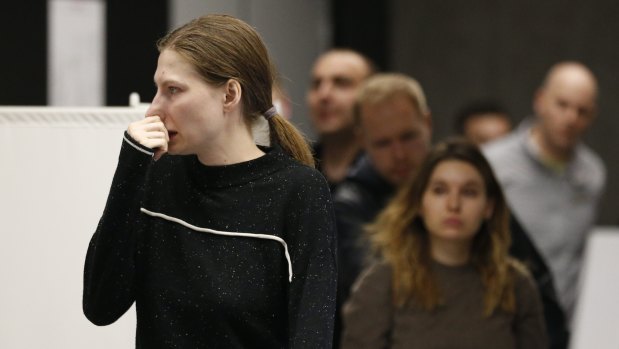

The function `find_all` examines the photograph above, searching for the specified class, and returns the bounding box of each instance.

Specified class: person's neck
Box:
[430,237,471,266]
[319,130,360,182]
[196,124,264,166]
[530,126,573,163]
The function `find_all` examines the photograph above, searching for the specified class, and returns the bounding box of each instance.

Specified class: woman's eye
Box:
[462,188,479,197]
[169,86,179,95]
[431,186,446,195]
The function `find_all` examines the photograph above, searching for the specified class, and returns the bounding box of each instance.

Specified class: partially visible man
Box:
[335,73,569,349]
[455,99,513,145]
[483,62,606,324]
[332,73,432,346]
[307,49,375,191]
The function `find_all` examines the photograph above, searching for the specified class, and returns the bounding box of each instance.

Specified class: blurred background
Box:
[2,0,618,225]
[1,1,618,348]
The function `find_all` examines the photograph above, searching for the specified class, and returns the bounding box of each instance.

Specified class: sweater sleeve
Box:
[82,132,154,326]
[514,270,549,349]
[285,170,338,348]
[340,262,393,349]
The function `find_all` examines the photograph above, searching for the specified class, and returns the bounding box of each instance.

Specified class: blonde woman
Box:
[341,138,546,349]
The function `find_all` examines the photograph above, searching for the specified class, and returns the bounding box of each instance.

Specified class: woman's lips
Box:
[168,131,178,141]
[443,217,462,227]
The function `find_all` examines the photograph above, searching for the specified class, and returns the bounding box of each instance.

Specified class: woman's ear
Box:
[223,79,242,111]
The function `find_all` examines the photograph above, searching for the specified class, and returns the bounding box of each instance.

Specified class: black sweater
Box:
[83,133,337,348]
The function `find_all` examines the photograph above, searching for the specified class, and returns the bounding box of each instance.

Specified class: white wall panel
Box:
[0,108,144,348]
[570,228,619,349]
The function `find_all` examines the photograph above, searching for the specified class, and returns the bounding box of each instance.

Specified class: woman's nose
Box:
[391,141,406,161]
[145,93,163,119]
[447,193,461,211]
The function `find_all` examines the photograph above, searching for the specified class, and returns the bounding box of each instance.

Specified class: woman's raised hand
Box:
[127,116,169,160]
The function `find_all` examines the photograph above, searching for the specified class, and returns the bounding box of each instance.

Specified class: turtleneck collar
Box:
[184,145,290,189]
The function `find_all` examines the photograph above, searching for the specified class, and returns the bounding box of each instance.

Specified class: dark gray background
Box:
[388,0,619,225]
[2,0,617,224]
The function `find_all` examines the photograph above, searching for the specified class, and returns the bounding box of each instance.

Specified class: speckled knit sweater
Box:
[83,133,337,348]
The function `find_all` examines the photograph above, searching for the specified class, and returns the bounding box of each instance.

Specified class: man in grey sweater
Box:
[483,61,606,323]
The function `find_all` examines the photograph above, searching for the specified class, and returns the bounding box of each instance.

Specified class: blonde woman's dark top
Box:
[341,261,547,349]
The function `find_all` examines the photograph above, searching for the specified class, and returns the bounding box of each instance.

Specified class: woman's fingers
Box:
[146,131,168,140]
[154,146,167,161]
[127,116,169,160]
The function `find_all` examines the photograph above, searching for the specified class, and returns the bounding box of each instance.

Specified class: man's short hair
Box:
[321,48,379,77]
[454,99,510,135]
[353,73,429,125]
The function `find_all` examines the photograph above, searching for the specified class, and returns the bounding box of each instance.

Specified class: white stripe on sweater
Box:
[123,134,154,156]
[140,207,293,282]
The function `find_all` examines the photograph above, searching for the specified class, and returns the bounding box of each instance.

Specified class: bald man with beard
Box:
[483,62,606,330]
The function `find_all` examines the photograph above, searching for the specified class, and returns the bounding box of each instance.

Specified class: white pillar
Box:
[48,0,105,106]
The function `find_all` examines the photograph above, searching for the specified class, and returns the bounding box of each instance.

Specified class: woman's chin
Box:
[166,147,180,156]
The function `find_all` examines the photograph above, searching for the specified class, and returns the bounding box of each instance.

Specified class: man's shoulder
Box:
[333,157,391,205]
[574,143,607,191]
[332,177,373,207]
[482,131,523,161]
[481,132,530,179]
[576,143,606,174]
[332,163,394,224]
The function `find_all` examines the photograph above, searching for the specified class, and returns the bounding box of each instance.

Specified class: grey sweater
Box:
[482,120,605,319]
[341,261,547,349]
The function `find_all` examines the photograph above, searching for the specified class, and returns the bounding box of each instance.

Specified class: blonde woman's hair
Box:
[368,138,525,315]
[157,14,314,167]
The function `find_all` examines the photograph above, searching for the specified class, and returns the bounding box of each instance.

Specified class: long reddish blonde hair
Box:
[368,138,526,315]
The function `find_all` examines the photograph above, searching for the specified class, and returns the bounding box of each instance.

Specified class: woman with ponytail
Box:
[83,14,336,348]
